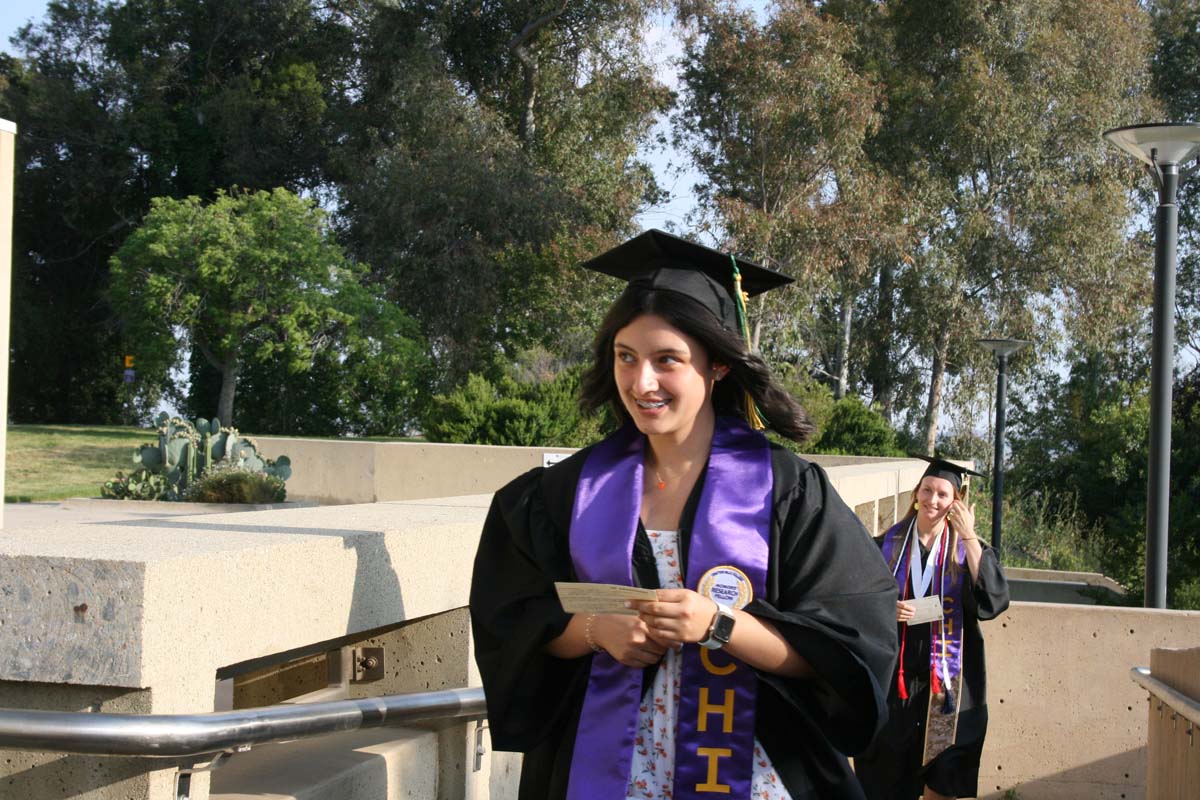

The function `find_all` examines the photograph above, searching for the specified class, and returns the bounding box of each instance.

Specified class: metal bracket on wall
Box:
[175,748,241,800]
[473,719,487,772]
[351,646,385,683]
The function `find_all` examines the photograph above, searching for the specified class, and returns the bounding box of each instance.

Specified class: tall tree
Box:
[675,0,910,402]
[846,0,1158,450]
[108,189,418,427]
[337,1,670,385]
[0,0,356,422]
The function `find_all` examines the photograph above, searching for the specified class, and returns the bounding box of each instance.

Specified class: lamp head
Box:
[1103,123,1200,168]
[977,338,1032,358]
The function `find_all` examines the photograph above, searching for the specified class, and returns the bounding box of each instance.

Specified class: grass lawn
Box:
[5,424,154,502]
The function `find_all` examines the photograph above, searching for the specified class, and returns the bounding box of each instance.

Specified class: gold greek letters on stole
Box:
[697,689,735,733]
[696,648,738,791]
[695,747,733,793]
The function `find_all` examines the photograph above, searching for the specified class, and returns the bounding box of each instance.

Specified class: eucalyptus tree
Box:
[336,0,671,385]
[844,0,1158,451]
[675,1,911,401]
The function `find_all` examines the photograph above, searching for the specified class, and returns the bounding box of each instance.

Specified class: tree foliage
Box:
[422,367,611,447]
[109,188,425,428]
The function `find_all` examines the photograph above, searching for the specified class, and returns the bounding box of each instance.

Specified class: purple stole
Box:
[566,417,772,799]
[881,520,967,763]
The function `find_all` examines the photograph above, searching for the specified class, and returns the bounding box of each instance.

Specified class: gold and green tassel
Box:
[730,255,766,430]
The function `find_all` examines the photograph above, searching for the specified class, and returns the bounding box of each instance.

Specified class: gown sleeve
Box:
[747,455,900,755]
[469,463,588,752]
[968,545,1011,621]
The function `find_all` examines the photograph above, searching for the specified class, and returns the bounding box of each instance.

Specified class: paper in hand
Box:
[555,582,657,615]
[907,594,944,625]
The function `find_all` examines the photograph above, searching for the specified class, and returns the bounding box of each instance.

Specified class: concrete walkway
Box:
[2,498,313,530]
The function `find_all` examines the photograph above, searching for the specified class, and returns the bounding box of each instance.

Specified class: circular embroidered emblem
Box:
[697,565,753,610]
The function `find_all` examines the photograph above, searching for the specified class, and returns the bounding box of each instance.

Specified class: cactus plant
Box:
[103,413,293,502]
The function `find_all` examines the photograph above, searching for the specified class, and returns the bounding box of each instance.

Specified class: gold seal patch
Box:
[696,565,753,610]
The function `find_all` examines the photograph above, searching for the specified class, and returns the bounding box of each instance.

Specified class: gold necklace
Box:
[654,469,666,490]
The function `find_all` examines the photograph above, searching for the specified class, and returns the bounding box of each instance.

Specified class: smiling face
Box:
[613,313,723,442]
[915,475,958,527]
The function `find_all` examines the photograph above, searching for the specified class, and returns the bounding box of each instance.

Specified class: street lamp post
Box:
[1103,122,1200,608]
[977,338,1031,558]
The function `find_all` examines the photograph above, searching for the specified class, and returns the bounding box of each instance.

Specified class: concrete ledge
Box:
[210,727,438,800]
[1007,567,1127,604]
[0,497,492,708]
[59,498,318,513]
[256,436,934,535]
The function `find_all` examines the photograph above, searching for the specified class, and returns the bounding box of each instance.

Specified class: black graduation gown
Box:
[855,535,1010,800]
[470,442,900,800]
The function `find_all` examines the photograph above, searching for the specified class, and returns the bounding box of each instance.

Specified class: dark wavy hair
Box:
[579,287,814,443]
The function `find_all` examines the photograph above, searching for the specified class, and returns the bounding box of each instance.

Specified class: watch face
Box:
[712,613,736,642]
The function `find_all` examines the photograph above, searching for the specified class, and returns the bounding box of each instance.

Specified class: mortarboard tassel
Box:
[730,256,766,430]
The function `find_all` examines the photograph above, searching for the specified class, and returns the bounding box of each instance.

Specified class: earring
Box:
[913,501,920,510]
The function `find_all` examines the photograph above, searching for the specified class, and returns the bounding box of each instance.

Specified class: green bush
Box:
[422,367,609,447]
[101,469,175,501]
[978,491,1107,575]
[183,465,287,504]
[811,395,904,456]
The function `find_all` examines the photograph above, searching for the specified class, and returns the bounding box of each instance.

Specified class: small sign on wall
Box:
[543,452,570,468]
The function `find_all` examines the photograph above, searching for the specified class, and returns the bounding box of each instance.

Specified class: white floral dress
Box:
[625,529,791,800]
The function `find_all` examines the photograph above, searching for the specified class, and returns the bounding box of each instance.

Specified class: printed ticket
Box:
[908,594,944,625]
[555,582,658,615]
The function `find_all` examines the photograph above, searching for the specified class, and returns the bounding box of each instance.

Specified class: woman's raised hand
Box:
[628,589,719,649]
[590,614,668,668]
[949,499,977,538]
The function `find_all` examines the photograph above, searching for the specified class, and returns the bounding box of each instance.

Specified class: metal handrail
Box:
[1130,667,1200,727]
[0,687,486,758]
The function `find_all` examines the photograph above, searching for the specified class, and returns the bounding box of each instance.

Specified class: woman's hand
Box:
[590,613,668,668]
[949,499,977,540]
[628,589,718,649]
[896,600,915,622]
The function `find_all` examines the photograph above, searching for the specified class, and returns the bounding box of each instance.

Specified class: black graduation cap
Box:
[912,455,985,491]
[581,229,794,331]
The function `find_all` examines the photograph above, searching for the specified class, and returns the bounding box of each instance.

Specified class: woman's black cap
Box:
[581,229,794,330]
[913,455,985,491]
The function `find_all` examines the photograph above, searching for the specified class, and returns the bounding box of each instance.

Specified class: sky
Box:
[0,0,45,57]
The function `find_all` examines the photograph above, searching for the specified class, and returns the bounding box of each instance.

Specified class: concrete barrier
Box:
[254,436,928,527]
[0,496,496,800]
[981,602,1200,799]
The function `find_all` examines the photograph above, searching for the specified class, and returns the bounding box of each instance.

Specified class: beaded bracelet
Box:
[584,613,603,653]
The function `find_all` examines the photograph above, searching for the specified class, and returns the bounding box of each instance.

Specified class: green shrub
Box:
[811,395,904,457]
[423,367,609,447]
[183,465,287,504]
[101,469,175,501]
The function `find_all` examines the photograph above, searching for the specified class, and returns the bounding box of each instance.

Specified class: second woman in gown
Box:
[855,457,1010,800]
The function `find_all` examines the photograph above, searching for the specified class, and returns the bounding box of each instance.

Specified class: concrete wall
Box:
[0,496,494,800]
[981,602,1200,799]
[255,436,927,529]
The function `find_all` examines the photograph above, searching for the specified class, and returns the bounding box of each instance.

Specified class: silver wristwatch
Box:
[698,603,736,649]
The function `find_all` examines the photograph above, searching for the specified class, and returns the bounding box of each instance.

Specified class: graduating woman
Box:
[470,230,899,800]
[854,457,1011,800]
